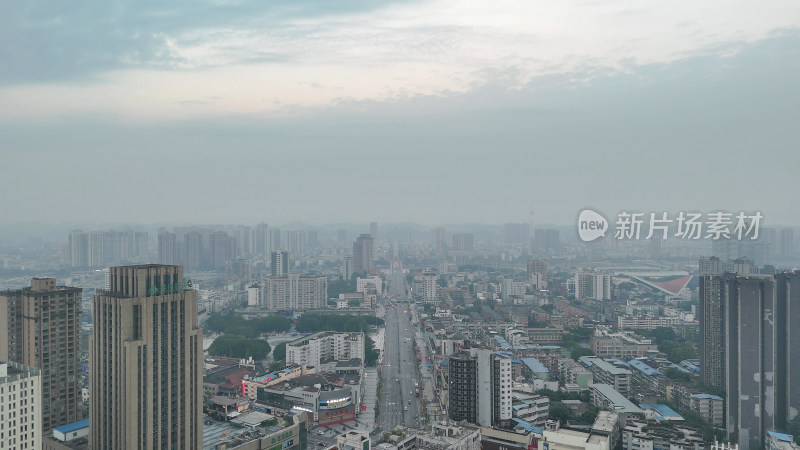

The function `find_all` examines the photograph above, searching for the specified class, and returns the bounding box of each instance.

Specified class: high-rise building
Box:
[0,360,42,450]
[181,231,202,269]
[778,228,795,258]
[254,222,270,255]
[533,229,560,253]
[307,230,318,249]
[67,229,149,268]
[264,274,327,311]
[370,222,379,240]
[158,231,176,265]
[268,228,282,254]
[271,250,289,276]
[90,265,202,450]
[527,259,548,279]
[448,348,512,428]
[420,268,438,303]
[341,256,353,281]
[699,268,800,449]
[504,223,530,245]
[698,257,755,388]
[574,270,611,300]
[0,278,82,432]
[451,233,474,252]
[353,234,374,274]
[286,231,305,256]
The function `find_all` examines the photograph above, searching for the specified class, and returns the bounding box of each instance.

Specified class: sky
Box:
[1,0,799,227]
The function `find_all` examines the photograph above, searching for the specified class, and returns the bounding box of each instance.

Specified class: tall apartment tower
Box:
[90,265,202,450]
[447,348,512,428]
[342,256,354,281]
[451,233,474,252]
[286,231,305,256]
[271,250,289,276]
[0,360,42,450]
[370,222,379,240]
[0,278,82,432]
[254,222,270,255]
[527,259,548,279]
[353,234,374,274]
[698,257,755,388]
[158,231,176,264]
[699,269,800,449]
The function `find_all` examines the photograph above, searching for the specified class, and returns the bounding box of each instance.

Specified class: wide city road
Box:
[377,300,423,430]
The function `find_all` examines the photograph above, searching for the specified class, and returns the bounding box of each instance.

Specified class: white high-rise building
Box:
[575,270,612,300]
[421,268,438,303]
[448,349,512,428]
[247,286,261,307]
[0,360,41,450]
[264,274,327,311]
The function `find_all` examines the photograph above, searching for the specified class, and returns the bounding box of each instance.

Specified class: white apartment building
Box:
[0,361,41,450]
[575,270,612,300]
[264,274,327,310]
[617,315,681,330]
[421,268,438,303]
[247,286,261,306]
[356,276,383,294]
[286,332,365,369]
[474,349,512,427]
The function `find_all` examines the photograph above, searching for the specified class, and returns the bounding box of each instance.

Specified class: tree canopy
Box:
[208,334,271,359]
[296,314,384,333]
[205,314,292,336]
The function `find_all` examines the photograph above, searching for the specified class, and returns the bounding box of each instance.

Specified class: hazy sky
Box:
[2,0,799,227]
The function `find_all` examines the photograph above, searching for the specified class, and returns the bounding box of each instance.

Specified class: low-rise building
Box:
[579,356,632,396]
[589,384,645,422]
[621,419,704,450]
[689,394,724,427]
[590,328,657,359]
[286,331,365,370]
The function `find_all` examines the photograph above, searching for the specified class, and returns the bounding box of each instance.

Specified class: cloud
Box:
[1,0,798,121]
[1,30,798,226]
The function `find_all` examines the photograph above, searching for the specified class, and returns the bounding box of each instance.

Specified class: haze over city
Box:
[2,2,800,450]
[2,1,800,226]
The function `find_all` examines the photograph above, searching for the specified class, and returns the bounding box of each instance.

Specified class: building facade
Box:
[448,349,512,428]
[353,234,374,274]
[0,278,82,432]
[90,265,203,450]
[0,360,41,450]
[264,274,327,311]
[271,250,289,276]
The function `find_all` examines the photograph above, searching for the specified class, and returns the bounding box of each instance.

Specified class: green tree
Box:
[348,299,361,307]
[663,367,691,382]
[365,336,379,366]
[549,401,573,423]
[272,342,287,361]
[570,347,594,361]
[208,335,271,359]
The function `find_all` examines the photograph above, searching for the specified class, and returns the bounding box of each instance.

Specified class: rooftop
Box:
[53,419,89,434]
[627,359,663,377]
[590,384,644,414]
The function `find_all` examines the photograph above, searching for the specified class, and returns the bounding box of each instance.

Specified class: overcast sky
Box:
[1,0,799,227]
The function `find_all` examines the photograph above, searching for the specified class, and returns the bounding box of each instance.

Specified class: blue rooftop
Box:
[627,359,662,376]
[692,393,723,401]
[640,404,682,419]
[521,358,549,374]
[768,431,795,442]
[53,419,89,434]
[511,418,543,434]
[494,335,512,350]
